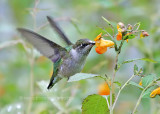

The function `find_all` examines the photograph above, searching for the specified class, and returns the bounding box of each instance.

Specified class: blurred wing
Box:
[17,28,67,63]
[47,16,73,45]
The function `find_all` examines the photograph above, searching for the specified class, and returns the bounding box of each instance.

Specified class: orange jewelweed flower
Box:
[94,33,114,54]
[95,47,107,54]
[150,87,160,98]
[94,33,102,41]
[116,31,122,41]
[99,38,114,47]
[98,82,110,95]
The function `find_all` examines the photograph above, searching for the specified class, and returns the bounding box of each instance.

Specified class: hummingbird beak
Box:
[89,41,95,45]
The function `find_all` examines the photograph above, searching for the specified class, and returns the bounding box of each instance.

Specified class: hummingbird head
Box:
[72,39,95,55]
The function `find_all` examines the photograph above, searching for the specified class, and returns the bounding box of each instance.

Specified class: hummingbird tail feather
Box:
[47,77,62,89]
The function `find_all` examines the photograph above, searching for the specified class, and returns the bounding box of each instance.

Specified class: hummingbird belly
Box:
[58,57,85,77]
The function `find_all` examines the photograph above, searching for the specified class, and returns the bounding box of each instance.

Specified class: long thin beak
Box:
[89,41,95,45]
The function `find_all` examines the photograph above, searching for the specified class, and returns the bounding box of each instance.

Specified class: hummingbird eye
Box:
[80,43,88,47]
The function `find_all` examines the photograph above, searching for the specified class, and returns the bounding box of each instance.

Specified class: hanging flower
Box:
[116,22,125,41]
[150,87,160,98]
[94,32,102,41]
[94,33,114,54]
[98,82,110,95]
[116,31,122,41]
[95,47,107,54]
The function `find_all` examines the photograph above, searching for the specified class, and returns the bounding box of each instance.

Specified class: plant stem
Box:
[118,40,124,54]
[132,82,153,113]
[27,1,38,113]
[104,96,110,109]
[110,53,119,114]
[27,50,34,114]
[112,74,136,110]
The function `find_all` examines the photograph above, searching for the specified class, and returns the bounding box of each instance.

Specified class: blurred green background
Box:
[0,0,160,114]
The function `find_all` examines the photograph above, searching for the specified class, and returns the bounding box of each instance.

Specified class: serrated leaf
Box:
[113,81,121,87]
[68,73,99,82]
[142,74,157,88]
[142,86,155,99]
[82,94,109,114]
[128,81,144,90]
[102,16,111,25]
[123,34,135,40]
[134,64,138,75]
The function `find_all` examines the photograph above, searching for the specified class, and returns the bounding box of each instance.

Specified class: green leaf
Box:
[123,34,135,40]
[134,64,138,75]
[142,86,155,99]
[142,74,157,88]
[113,81,121,87]
[128,81,144,90]
[121,58,157,65]
[102,16,111,25]
[140,58,157,63]
[68,73,99,82]
[82,94,109,114]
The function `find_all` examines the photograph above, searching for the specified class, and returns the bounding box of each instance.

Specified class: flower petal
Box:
[94,33,102,41]
[100,38,114,47]
[98,82,110,95]
[126,39,129,43]
[95,47,107,54]
[150,87,160,98]
[116,32,122,41]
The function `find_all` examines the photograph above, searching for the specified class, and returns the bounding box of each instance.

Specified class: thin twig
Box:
[112,74,136,110]
[36,22,49,31]
[104,95,110,109]
[27,0,39,113]
[0,40,23,49]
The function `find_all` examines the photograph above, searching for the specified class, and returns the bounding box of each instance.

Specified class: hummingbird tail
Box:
[47,77,62,89]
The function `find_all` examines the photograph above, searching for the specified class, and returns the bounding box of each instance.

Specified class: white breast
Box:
[58,49,86,77]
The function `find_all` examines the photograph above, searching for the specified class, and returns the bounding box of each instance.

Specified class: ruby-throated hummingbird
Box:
[18,16,95,89]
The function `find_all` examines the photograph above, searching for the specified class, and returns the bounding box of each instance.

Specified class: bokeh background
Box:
[0,0,160,114]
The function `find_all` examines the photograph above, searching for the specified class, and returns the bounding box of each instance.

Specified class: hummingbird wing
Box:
[47,16,73,45]
[17,28,67,63]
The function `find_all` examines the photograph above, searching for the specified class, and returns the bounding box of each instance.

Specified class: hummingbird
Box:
[18,16,95,89]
